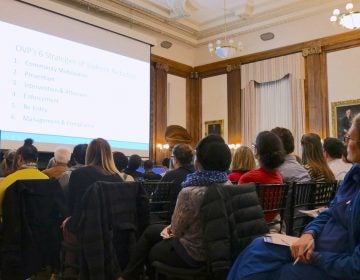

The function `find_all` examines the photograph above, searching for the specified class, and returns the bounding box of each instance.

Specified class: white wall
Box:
[202,75,228,142]
[167,74,187,128]
[327,46,360,137]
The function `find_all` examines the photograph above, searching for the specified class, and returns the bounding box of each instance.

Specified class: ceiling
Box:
[66,0,346,46]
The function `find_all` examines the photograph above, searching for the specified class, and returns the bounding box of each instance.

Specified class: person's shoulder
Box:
[179,186,206,195]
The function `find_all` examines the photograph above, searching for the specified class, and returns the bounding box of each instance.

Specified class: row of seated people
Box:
[228,127,352,186]
[1,114,359,279]
[0,134,268,280]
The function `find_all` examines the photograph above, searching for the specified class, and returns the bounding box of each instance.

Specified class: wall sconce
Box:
[157,143,170,150]
[228,143,241,151]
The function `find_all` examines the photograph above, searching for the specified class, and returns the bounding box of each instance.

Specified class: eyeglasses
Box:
[344,135,360,143]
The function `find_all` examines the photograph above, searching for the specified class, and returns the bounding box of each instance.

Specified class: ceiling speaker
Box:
[260,32,275,41]
[160,41,173,49]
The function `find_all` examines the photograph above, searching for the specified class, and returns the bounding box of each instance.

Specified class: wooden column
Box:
[303,45,329,138]
[186,72,202,147]
[227,64,242,144]
[150,62,168,164]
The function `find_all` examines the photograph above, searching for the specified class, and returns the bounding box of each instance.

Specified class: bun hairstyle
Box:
[195,135,231,171]
[16,138,38,163]
[255,131,285,170]
[24,138,34,146]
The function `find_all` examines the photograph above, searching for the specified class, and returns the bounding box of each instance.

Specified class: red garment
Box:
[228,171,247,183]
[239,168,283,221]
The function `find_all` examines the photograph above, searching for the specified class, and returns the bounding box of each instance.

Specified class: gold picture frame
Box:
[331,99,360,140]
[205,120,224,137]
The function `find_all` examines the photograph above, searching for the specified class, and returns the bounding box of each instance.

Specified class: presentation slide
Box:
[0,19,150,155]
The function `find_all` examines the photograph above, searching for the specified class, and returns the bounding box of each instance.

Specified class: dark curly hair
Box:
[113,151,128,171]
[195,135,231,171]
[271,127,295,154]
[323,137,344,159]
[255,131,285,170]
[127,154,142,170]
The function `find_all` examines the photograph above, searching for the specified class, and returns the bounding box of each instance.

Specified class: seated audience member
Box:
[63,138,123,278]
[240,131,285,185]
[124,154,144,181]
[66,138,123,226]
[119,135,232,280]
[301,133,335,183]
[239,131,285,225]
[0,149,16,177]
[160,157,170,176]
[0,139,48,213]
[58,143,88,191]
[323,137,352,180]
[271,127,311,183]
[42,146,71,179]
[143,160,162,181]
[227,113,360,280]
[160,143,195,215]
[113,151,134,181]
[228,146,256,183]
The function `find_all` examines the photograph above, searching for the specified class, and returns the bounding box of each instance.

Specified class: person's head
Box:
[301,133,325,165]
[229,146,256,172]
[323,137,345,160]
[172,144,193,167]
[54,146,71,164]
[271,127,295,155]
[346,113,360,163]
[15,138,38,168]
[85,138,119,175]
[1,150,16,175]
[161,158,170,169]
[143,160,154,171]
[301,133,335,181]
[127,154,142,171]
[254,131,285,170]
[346,109,352,118]
[195,135,231,171]
[113,152,128,171]
[71,144,88,165]
[3,150,16,168]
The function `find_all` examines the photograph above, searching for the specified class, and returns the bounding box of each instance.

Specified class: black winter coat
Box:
[200,183,268,279]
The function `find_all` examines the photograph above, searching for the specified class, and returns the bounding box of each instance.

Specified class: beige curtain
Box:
[241,53,305,154]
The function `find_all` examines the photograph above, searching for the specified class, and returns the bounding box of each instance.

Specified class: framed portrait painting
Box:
[205,120,224,137]
[331,99,360,140]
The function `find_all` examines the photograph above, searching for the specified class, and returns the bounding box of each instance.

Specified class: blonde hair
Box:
[85,138,120,176]
[230,146,256,172]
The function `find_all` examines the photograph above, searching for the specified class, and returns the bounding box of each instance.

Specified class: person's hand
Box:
[160,225,173,239]
[290,233,314,263]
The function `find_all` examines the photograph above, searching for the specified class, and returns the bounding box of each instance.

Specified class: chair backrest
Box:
[76,181,149,279]
[255,183,289,232]
[2,179,67,279]
[141,180,160,198]
[142,181,175,224]
[287,181,337,236]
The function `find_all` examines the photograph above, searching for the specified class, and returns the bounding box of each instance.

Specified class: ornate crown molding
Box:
[302,46,322,57]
